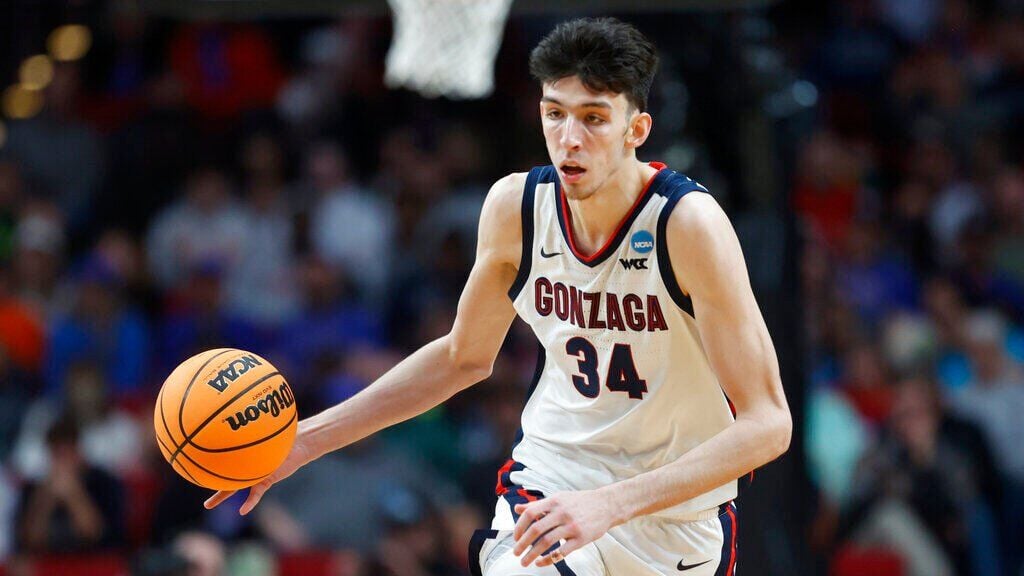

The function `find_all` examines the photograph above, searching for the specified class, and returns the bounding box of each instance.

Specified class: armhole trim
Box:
[507,168,541,300]
[656,184,703,318]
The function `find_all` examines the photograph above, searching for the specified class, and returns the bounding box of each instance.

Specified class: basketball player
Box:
[206,17,791,575]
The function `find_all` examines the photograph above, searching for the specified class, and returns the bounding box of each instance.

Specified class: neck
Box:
[566,159,658,255]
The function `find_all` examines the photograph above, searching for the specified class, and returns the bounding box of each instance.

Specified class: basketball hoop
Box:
[384,0,513,99]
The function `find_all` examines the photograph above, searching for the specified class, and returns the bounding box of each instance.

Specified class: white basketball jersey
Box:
[503,162,738,517]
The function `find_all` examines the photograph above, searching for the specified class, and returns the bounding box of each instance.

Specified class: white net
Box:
[384,0,514,99]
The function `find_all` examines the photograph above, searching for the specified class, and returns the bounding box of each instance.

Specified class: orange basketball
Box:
[153,348,298,491]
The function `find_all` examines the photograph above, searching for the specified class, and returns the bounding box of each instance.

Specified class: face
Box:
[540,76,651,200]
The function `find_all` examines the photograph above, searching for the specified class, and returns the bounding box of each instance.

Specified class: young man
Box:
[205,17,791,575]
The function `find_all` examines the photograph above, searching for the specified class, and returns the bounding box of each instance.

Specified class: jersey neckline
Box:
[555,161,668,268]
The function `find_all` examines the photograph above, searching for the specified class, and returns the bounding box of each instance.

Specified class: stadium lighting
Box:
[2,85,43,120]
[47,24,92,62]
[19,55,54,90]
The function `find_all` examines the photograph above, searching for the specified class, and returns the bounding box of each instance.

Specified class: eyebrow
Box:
[541,96,613,110]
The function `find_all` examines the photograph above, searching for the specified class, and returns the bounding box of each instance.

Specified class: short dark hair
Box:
[529,17,659,112]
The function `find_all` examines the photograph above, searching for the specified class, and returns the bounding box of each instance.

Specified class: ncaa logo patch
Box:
[631,230,654,254]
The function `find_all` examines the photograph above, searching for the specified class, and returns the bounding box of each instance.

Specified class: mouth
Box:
[560,163,587,183]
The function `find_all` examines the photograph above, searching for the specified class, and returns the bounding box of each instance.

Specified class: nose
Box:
[559,115,583,150]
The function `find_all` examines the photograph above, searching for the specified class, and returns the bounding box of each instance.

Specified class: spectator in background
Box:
[224,133,299,327]
[158,260,265,376]
[953,218,1024,322]
[834,218,918,327]
[255,435,462,556]
[275,257,385,411]
[922,277,976,391]
[411,124,490,262]
[890,178,939,276]
[989,168,1024,287]
[0,347,34,464]
[15,417,124,554]
[0,270,45,377]
[3,63,105,232]
[950,309,1024,483]
[93,228,155,315]
[307,141,395,304]
[10,204,65,321]
[792,130,865,250]
[44,254,149,397]
[172,531,226,576]
[12,360,143,481]
[837,342,894,428]
[167,22,285,121]
[917,137,984,263]
[374,507,465,576]
[844,377,999,576]
[146,167,246,291]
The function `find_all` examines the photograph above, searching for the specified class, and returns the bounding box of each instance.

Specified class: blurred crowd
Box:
[792,1,1024,574]
[1,0,1024,575]
[0,6,548,576]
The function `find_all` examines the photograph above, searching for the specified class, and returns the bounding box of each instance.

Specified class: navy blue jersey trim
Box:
[510,339,546,449]
[656,177,706,317]
[715,502,738,576]
[555,560,579,575]
[499,486,578,576]
[508,168,545,300]
[469,529,500,576]
[555,167,670,268]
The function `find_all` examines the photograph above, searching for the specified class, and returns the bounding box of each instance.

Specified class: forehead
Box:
[541,76,628,110]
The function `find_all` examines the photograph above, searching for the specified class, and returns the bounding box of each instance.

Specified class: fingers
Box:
[203,490,236,510]
[519,527,569,567]
[239,481,270,516]
[512,509,560,556]
[535,538,580,567]
[512,501,550,541]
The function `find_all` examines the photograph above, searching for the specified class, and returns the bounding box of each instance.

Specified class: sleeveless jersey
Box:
[503,162,737,517]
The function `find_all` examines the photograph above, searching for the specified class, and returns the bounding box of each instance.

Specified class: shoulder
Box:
[482,172,528,215]
[477,172,529,262]
[479,172,528,230]
[665,191,735,248]
[663,191,746,295]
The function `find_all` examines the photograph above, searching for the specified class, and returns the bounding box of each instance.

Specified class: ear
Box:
[625,110,653,150]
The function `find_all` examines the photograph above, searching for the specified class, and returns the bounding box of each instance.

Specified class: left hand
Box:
[512,490,614,568]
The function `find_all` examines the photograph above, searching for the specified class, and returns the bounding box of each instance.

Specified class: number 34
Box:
[565,337,647,400]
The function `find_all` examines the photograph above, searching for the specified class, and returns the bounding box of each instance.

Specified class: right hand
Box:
[203,426,318,515]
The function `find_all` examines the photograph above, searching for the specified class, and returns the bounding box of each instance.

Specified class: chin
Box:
[562,183,597,201]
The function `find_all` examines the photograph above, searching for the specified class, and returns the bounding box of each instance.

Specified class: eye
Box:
[587,114,606,124]
[546,109,564,120]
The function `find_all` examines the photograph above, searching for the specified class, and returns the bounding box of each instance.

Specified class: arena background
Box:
[0,0,1020,574]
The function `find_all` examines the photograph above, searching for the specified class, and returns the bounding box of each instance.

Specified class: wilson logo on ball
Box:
[224,382,295,431]
[207,355,263,392]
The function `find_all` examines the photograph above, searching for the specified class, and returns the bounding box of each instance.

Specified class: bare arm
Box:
[601,191,792,522]
[206,173,527,514]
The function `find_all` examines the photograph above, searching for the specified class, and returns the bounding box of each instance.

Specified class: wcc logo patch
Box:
[631,230,654,254]
[619,258,648,270]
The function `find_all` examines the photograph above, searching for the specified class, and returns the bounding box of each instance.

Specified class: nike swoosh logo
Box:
[677,559,712,571]
[540,248,562,258]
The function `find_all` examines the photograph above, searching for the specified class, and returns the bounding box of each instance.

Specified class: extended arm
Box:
[205,173,527,514]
